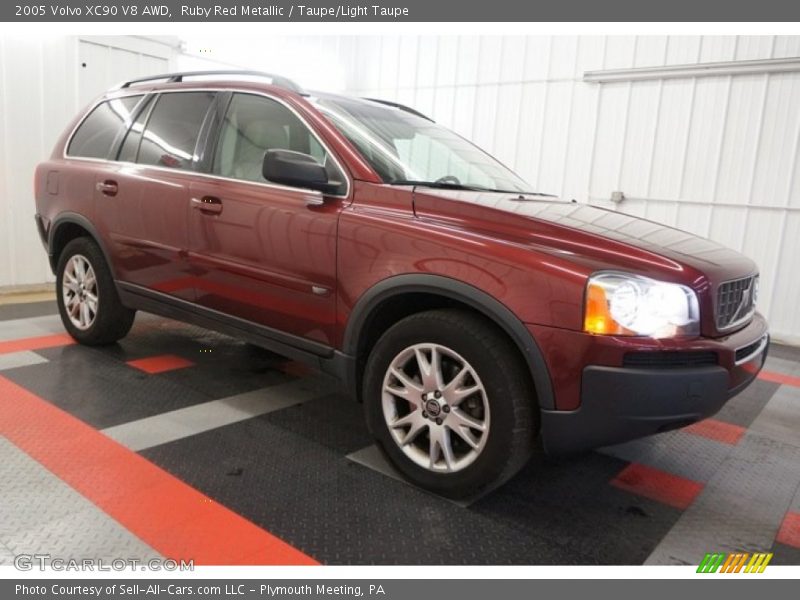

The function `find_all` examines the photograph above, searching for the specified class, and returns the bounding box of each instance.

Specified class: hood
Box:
[412,189,757,285]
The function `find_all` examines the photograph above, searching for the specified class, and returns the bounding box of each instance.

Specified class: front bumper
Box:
[536,313,769,455]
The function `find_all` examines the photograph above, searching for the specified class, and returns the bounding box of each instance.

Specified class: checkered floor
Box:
[1,300,799,565]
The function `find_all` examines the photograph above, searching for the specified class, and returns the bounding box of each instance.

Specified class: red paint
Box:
[776,512,800,549]
[611,463,704,510]
[684,419,746,446]
[758,369,800,388]
[0,375,317,565]
[127,354,194,374]
[0,333,74,355]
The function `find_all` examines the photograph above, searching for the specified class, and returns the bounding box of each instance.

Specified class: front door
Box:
[187,92,349,348]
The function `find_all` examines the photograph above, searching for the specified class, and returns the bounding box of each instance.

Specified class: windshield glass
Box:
[310,95,534,193]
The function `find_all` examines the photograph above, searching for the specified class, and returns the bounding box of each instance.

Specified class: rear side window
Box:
[67,96,143,159]
[137,92,215,170]
[117,95,154,163]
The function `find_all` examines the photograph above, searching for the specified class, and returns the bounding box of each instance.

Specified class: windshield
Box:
[310,95,534,193]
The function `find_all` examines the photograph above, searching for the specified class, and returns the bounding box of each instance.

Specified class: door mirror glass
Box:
[263,150,341,195]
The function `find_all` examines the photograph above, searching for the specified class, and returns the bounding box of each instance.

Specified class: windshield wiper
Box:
[387,179,491,192]
[388,179,548,196]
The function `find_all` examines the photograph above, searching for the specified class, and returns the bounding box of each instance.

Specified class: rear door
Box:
[187,92,350,348]
[95,90,217,301]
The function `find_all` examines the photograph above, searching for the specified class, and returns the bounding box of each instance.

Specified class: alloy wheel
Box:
[62,254,99,331]
[381,343,490,473]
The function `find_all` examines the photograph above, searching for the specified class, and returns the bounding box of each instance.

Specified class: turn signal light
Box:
[583,283,631,335]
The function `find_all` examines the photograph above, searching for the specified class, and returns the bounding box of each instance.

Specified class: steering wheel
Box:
[435,175,462,185]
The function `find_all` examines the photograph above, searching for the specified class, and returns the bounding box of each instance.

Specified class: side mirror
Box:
[262,149,340,195]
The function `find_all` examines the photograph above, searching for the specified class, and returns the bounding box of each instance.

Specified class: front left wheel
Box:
[56,237,135,345]
[363,309,537,498]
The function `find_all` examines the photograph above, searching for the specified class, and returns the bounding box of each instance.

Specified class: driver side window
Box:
[212,93,344,190]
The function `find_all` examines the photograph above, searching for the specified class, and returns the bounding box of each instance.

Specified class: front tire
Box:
[56,237,135,345]
[363,309,537,498]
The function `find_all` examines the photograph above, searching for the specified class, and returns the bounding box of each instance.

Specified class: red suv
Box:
[35,71,769,497]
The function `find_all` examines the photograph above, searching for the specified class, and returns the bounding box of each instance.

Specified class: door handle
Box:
[95,180,118,197]
[191,196,223,215]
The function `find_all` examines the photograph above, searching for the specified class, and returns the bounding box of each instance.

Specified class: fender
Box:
[342,274,555,410]
[47,212,117,279]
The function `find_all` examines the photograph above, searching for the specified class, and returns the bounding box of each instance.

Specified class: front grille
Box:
[623,351,719,368]
[716,275,757,330]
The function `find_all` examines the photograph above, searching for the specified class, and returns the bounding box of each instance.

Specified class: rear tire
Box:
[363,309,537,498]
[56,237,135,345]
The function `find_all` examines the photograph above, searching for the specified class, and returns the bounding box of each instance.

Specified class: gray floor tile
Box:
[646,431,800,565]
[0,351,48,371]
[102,375,332,451]
[0,438,159,562]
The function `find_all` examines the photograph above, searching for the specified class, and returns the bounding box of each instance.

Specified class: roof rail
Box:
[117,71,305,94]
[363,98,434,121]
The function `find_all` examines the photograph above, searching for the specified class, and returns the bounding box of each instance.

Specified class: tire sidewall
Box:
[364,315,523,496]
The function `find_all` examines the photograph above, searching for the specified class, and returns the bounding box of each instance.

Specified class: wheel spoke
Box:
[450,426,480,450]
[414,347,444,390]
[80,302,91,327]
[449,384,481,406]
[399,418,427,447]
[428,434,441,470]
[430,427,455,471]
[73,258,85,280]
[68,296,80,316]
[444,365,469,393]
[450,408,486,432]
[391,412,428,446]
[414,347,433,389]
[389,367,423,394]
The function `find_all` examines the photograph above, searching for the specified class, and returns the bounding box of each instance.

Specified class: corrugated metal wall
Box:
[0,35,173,290]
[341,35,800,343]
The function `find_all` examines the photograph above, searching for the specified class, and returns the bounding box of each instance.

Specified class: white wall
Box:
[342,35,800,344]
[0,35,176,290]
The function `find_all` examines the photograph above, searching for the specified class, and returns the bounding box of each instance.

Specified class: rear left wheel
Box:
[56,237,135,345]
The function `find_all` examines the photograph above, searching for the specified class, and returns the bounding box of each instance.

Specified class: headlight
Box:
[584,272,700,338]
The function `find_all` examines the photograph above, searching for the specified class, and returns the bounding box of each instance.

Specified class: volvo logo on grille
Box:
[425,398,442,417]
[741,283,752,308]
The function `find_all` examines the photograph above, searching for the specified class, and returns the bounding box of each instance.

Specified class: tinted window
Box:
[67,96,142,159]
[212,93,346,193]
[137,92,215,170]
[117,95,155,163]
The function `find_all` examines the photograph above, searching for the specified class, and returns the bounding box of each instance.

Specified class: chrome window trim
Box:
[734,333,769,366]
[64,93,147,159]
[62,87,352,200]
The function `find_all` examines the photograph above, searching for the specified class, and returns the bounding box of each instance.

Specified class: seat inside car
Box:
[233,120,289,182]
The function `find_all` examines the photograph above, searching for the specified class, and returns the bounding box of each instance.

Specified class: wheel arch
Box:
[342,274,555,410]
[48,213,116,279]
